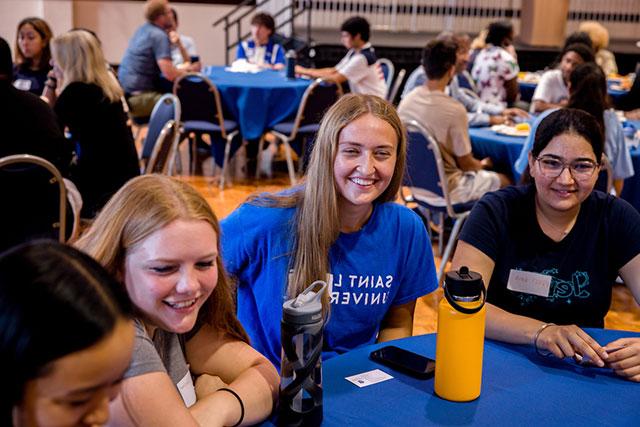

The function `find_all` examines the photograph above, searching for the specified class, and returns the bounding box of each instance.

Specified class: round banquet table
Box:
[202,66,311,140]
[262,328,639,426]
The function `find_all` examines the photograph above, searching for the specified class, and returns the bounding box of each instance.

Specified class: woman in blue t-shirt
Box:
[452,108,640,382]
[222,94,438,368]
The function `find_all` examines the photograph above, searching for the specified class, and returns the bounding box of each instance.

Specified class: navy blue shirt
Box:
[13,65,50,96]
[459,185,640,327]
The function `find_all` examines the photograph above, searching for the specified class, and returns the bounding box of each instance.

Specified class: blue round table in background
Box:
[203,66,311,140]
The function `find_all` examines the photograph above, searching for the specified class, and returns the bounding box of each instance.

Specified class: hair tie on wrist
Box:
[218,387,244,427]
[533,322,556,356]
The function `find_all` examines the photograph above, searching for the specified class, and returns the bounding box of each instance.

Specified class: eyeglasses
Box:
[535,156,599,180]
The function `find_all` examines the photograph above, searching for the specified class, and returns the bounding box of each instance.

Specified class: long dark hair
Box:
[567,62,608,132]
[0,241,133,423]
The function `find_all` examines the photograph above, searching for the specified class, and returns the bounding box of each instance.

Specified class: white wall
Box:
[0,0,251,66]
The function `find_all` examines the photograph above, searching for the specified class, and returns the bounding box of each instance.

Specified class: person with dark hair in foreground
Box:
[452,108,640,382]
[1,241,135,426]
[295,16,387,98]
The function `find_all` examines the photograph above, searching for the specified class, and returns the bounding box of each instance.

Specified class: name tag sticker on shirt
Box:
[507,269,552,297]
[345,369,393,388]
[177,369,197,408]
[13,79,32,91]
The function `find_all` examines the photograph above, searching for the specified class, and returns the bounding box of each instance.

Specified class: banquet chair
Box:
[595,154,613,194]
[387,68,406,104]
[0,154,79,252]
[259,78,344,184]
[378,58,395,91]
[402,120,476,283]
[144,120,182,175]
[140,94,181,165]
[173,72,239,190]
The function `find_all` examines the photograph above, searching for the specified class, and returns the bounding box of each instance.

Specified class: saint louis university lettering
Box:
[329,273,394,306]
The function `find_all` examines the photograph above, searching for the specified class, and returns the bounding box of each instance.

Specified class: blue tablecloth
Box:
[203,66,311,140]
[293,329,638,426]
[518,79,630,107]
[620,120,640,212]
[469,127,526,181]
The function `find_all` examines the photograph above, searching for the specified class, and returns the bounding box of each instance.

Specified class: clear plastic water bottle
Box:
[279,280,327,426]
[285,50,297,79]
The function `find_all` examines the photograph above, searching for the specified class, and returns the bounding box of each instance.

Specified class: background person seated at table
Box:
[47,30,139,218]
[1,241,135,427]
[515,63,633,195]
[579,21,618,75]
[118,0,195,118]
[77,175,279,426]
[0,36,72,174]
[222,94,437,368]
[168,7,201,72]
[235,12,285,70]
[401,33,528,127]
[12,17,53,96]
[530,43,595,113]
[451,108,640,382]
[471,20,520,106]
[295,16,387,98]
[398,40,510,204]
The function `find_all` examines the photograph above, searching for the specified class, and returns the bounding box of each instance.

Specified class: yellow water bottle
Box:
[434,266,486,401]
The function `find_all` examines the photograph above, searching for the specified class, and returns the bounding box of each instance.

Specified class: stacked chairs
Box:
[140,94,181,171]
[144,120,182,175]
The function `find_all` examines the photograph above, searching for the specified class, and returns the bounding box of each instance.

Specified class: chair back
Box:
[173,72,229,138]
[145,120,181,175]
[141,94,181,159]
[403,120,457,217]
[459,87,480,100]
[387,68,406,103]
[378,58,395,89]
[0,154,68,251]
[289,78,343,139]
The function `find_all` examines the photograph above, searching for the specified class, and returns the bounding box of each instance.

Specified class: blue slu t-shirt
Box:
[221,201,437,368]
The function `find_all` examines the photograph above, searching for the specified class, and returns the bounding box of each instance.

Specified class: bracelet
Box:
[218,387,244,427]
[533,322,556,356]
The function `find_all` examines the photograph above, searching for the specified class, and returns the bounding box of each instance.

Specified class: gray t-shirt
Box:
[118,22,172,94]
[124,319,196,406]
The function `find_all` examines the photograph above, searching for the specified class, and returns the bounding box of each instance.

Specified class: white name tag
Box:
[345,369,394,388]
[177,369,197,407]
[507,269,552,297]
[13,79,32,91]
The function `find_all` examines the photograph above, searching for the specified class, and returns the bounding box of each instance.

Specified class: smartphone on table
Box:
[370,345,436,379]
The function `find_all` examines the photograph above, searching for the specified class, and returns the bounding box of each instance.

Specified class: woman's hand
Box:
[604,338,640,382]
[535,324,608,367]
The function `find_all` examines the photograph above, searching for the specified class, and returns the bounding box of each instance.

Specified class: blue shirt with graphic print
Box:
[221,199,437,368]
[459,184,640,327]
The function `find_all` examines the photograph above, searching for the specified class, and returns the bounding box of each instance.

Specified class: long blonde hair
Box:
[251,94,406,308]
[50,30,123,103]
[76,174,249,343]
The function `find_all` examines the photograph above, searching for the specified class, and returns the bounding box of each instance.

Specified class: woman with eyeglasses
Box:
[451,108,640,382]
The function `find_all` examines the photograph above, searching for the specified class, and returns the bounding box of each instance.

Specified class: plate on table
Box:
[491,124,530,137]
